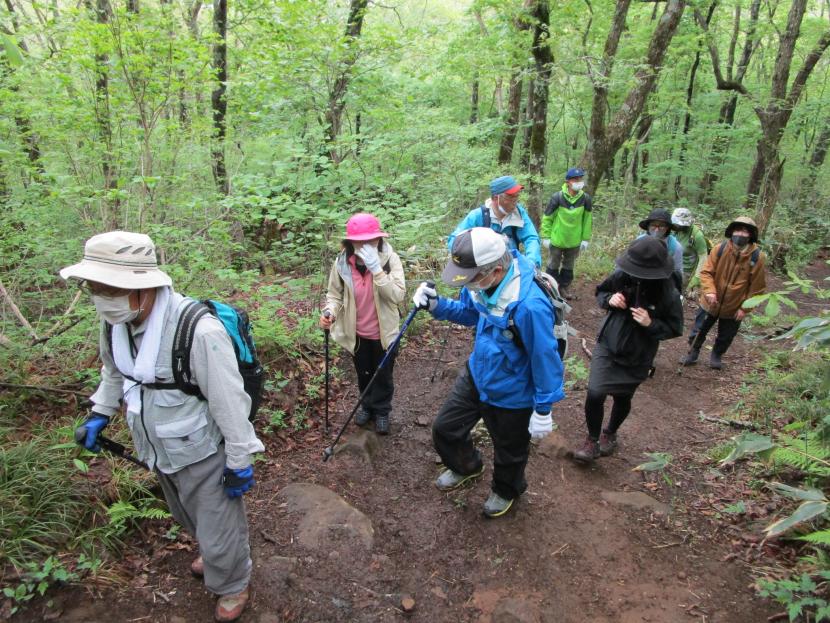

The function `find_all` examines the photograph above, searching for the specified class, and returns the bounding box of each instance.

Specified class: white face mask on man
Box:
[91,294,139,325]
[571,181,585,191]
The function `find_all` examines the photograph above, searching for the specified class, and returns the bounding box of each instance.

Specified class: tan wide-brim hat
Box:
[59,231,172,290]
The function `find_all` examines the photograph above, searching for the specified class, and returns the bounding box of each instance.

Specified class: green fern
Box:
[799,530,830,545]
[770,433,830,478]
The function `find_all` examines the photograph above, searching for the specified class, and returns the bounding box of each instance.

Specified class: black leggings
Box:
[584,389,633,439]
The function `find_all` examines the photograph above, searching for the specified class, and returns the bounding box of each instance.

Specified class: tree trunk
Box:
[324,0,369,162]
[470,74,479,124]
[211,0,228,194]
[581,0,685,196]
[800,116,830,202]
[498,72,523,165]
[519,74,534,170]
[526,0,553,220]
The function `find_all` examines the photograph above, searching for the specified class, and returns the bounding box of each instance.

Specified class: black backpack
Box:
[106,299,264,422]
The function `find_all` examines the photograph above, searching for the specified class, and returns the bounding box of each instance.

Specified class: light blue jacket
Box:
[431,252,565,412]
[447,201,542,268]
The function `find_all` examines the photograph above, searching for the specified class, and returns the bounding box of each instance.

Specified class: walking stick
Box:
[74,427,149,470]
[323,310,331,435]
[322,282,434,462]
[429,323,449,384]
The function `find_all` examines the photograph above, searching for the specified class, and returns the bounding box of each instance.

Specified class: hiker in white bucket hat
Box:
[61,231,262,622]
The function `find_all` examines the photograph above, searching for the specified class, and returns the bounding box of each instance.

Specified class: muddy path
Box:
[19,260,829,623]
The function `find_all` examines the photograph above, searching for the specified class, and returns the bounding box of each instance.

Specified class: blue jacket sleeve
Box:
[432,288,479,327]
[517,206,542,267]
[447,208,483,252]
[512,297,565,412]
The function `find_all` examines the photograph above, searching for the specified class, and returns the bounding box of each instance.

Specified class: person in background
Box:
[671,207,709,294]
[320,213,406,434]
[636,207,683,291]
[63,231,263,622]
[680,216,767,370]
[573,237,683,464]
[447,175,542,269]
[540,167,593,300]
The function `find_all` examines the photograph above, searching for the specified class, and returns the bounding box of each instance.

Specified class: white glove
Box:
[528,411,553,439]
[412,282,438,311]
[542,239,551,250]
[580,241,589,251]
[355,244,382,274]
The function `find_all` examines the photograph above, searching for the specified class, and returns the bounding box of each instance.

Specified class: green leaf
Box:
[764,295,780,318]
[797,530,830,545]
[633,452,672,472]
[720,432,775,465]
[765,500,829,538]
[768,482,827,502]
[1,34,24,68]
[723,501,746,515]
[73,458,89,473]
[743,293,769,308]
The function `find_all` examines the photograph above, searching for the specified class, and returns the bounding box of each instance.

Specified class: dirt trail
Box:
[21,266,824,623]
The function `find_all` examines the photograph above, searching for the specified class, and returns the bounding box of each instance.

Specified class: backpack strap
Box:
[480,205,491,229]
[170,300,211,398]
[717,240,728,258]
[717,240,761,267]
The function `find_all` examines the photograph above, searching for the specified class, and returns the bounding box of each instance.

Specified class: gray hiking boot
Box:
[482,492,514,518]
[355,407,372,427]
[573,436,600,464]
[375,412,390,435]
[435,465,484,492]
[598,430,618,456]
[680,348,700,366]
[709,351,723,370]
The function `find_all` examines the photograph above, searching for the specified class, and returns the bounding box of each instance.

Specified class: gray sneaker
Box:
[435,465,484,492]
[482,492,514,518]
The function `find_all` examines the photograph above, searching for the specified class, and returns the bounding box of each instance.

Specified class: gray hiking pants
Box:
[545,246,580,288]
[157,445,252,596]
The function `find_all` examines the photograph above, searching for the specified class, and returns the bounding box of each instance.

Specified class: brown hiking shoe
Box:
[573,436,600,464]
[598,431,617,456]
[190,555,204,578]
[215,587,250,622]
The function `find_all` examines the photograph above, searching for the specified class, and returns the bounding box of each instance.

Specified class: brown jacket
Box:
[699,240,766,318]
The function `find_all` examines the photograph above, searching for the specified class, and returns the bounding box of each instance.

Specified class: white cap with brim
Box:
[441,227,508,287]
[59,231,172,290]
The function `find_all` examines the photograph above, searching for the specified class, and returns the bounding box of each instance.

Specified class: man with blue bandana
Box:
[413,227,565,518]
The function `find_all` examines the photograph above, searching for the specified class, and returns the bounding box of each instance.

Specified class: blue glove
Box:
[75,413,110,452]
[223,466,255,498]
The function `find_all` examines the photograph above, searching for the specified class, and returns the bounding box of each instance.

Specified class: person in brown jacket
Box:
[680,216,767,369]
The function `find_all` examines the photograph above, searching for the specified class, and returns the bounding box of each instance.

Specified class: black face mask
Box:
[731,234,750,248]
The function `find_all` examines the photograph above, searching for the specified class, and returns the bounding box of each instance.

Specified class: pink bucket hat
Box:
[345,213,389,241]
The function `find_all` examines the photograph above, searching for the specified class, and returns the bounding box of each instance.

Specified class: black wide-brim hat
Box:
[638,207,674,231]
[616,236,675,280]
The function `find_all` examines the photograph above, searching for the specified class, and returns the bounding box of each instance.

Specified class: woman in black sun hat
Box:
[573,236,684,464]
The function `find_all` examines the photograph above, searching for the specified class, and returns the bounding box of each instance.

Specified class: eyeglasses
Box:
[649,223,669,230]
[78,280,132,298]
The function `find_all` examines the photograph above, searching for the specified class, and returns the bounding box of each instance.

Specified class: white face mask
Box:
[91,294,139,325]
[571,181,585,191]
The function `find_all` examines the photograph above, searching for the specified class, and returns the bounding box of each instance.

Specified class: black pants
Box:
[432,365,533,500]
[353,336,395,416]
[585,389,633,440]
[688,308,741,355]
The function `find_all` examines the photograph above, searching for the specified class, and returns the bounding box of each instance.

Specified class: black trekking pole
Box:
[323,310,331,436]
[322,281,435,462]
[74,426,149,470]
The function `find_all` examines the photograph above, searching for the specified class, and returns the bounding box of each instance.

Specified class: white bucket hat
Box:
[59,231,172,290]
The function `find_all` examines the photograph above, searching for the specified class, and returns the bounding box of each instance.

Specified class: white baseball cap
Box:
[442,227,508,287]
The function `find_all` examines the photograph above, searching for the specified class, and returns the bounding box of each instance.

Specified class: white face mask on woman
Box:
[91,294,139,325]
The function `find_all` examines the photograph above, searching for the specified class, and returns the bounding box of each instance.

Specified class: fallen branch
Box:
[698,413,759,430]
[0,382,88,398]
[0,278,37,340]
[32,290,83,345]
[32,317,83,346]
[580,337,592,359]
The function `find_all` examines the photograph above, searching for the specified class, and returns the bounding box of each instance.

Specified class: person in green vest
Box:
[540,167,593,299]
[671,207,709,294]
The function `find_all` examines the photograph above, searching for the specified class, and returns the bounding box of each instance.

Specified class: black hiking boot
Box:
[572,436,600,464]
[375,412,390,435]
[709,351,723,370]
[598,430,618,456]
[355,407,372,427]
[680,348,700,366]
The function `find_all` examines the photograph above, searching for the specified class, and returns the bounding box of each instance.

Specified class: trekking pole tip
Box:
[322,447,334,462]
